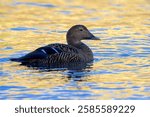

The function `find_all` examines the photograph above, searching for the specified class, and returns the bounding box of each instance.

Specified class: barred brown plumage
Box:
[10,25,100,68]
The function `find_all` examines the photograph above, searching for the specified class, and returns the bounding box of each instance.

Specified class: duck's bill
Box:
[90,35,100,40]
[84,33,100,40]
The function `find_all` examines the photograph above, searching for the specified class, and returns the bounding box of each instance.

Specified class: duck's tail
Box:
[10,58,22,62]
[10,58,30,66]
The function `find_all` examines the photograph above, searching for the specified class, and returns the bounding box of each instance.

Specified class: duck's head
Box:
[66,25,99,46]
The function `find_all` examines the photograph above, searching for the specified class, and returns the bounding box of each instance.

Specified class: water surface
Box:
[0,0,150,99]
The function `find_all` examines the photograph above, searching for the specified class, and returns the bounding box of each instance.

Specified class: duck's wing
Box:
[10,43,79,62]
[47,43,79,53]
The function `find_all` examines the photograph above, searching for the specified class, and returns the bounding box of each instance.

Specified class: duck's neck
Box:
[67,35,93,60]
[74,42,91,52]
[70,42,93,60]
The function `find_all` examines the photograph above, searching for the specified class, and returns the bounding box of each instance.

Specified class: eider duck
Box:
[10,25,99,66]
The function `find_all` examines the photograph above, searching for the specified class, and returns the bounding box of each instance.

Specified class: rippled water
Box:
[0,0,150,100]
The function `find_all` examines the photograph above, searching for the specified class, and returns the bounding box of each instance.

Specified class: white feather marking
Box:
[41,49,47,54]
[51,47,59,54]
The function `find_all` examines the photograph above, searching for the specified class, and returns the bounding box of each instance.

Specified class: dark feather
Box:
[10,50,47,62]
[10,44,80,63]
[47,44,79,54]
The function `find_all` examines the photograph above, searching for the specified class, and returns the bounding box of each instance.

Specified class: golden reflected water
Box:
[0,0,150,99]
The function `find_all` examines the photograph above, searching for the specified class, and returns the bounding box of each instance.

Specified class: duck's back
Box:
[10,43,90,65]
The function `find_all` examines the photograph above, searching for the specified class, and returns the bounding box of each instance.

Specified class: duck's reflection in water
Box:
[66,66,92,82]
[26,62,93,81]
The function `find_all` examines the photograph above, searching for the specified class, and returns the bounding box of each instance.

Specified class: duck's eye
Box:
[79,29,83,31]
